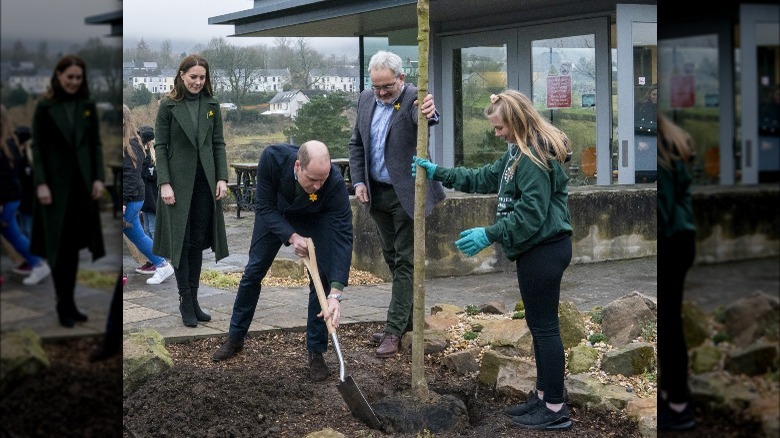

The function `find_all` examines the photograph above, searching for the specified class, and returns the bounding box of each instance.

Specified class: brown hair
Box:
[45,54,90,100]
[657,112,694,170]
[122,105,140,168]
[484,89,570,172]
[168,54,213,100]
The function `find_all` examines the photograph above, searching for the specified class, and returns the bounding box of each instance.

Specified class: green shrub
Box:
[514,300,525,311]
[465,304,480,316]
[512,311,525,320]
[463,331,478,341]
[588,333,607,344]
[712,332,731,344]
[590,306,603,324]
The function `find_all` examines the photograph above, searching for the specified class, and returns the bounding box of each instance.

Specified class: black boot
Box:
[56,301,75,328]
[190,288,211,322]
[178,289,198,327]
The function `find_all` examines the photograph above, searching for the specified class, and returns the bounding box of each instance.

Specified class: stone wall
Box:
[350,184,779,280]
[351,186,657,280]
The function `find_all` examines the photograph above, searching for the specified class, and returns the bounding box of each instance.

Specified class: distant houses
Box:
[1,60,112,97]
[265,89,330,119]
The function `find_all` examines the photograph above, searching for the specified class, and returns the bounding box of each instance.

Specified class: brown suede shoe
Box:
[375,333,400,358]
[371,332,384,344]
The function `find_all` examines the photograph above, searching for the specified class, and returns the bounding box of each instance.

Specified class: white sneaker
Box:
[22,261,51,285]
[146,262,174,285]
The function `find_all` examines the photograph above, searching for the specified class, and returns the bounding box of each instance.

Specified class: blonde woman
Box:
[414,89,573,430]
[656,112,697,431]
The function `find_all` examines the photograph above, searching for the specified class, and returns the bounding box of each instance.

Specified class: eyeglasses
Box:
[370,79,398,92]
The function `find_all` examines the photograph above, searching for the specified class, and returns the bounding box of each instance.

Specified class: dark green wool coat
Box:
[30,97,106,267]
[152,93,229,269]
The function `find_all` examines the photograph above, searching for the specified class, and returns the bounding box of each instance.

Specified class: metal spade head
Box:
[337,376,382,429]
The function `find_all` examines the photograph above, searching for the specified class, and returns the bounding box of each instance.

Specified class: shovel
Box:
[302,238,382,429]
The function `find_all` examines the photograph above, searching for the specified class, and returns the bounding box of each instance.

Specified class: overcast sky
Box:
[1,0,121,47]
[124,0,358,56]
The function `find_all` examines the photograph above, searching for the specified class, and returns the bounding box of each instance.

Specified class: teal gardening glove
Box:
[412,155,437,179]
[455,227,491,257]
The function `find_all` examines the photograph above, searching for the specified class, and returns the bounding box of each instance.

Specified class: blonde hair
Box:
[1,104,15,168]
[122,104,140,167]
[484,90,570,173]
[657,112,694,170]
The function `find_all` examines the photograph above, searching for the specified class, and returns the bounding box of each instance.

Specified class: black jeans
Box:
[657,230,695,403]
[173,169,213,293]
[515,233,572,404]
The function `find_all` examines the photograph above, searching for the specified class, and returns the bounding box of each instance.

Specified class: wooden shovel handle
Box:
[302,238,336,335]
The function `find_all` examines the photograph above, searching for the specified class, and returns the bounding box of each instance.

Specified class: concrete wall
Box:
[350,184,779,280]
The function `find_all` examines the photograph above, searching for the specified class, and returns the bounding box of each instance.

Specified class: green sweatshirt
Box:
[657,158,696,238]
[433,144,572,260]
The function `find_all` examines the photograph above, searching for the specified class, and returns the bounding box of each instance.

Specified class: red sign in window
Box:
[670,75,695,108]
[546,75,572,109]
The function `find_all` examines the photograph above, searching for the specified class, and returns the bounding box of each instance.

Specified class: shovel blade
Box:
[337,376,381,429]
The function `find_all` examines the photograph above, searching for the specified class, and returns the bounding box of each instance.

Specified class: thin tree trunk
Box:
[411,0,430,401]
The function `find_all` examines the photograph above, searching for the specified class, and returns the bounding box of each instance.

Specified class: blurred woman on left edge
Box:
[30,54,106,328]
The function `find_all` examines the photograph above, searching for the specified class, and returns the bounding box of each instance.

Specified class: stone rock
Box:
[123,329,174,396]
[424,312,460,332]
[601,342,655,377]
[478,301,507,314]
[689,372,759,411]
[268,258,305,279]
[430,304,462,316]
[475,319,532,356]
[565,373,636,413]
[559,301,587,349]
[401,330,449,355]
[625,397,657,438]
[0,330,49,395]
[304,428,345,438]
[723,291,780,346]
[690,344,722,374]
[495,357,537,398]
[441,348,480,375]
[724,341,779,376]
[746,397,780,438]
[601,292,656,347]
[568,345,599,374]
[681,300,710,348]
[478,350,523,386]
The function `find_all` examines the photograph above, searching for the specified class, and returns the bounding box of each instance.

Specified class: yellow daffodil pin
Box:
[84,110,91,117]
[207,110,214,118]
[309,193,318,202]
[394,103,401,111]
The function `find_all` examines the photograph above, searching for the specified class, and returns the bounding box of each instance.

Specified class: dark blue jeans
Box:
[228,218,331,353]
[515,233,572,405]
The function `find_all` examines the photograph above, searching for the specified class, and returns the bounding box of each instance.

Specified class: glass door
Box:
[741,3,780,184]
[441,17,610,184]
[616,4,657,185]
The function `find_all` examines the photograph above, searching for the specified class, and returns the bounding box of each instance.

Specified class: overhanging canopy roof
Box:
[85,10,123,37]
[209,0,639,38]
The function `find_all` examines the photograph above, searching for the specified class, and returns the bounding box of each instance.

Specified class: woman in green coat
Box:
[30,54,105,327]
[414,90,573,431]
[152,54,229,327]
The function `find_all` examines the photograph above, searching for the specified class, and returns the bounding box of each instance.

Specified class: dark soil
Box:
[0,326,763,437]
[0,336,123,437]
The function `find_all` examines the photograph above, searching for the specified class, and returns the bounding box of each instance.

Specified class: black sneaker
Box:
[658,401,696,431]
[211,338,244,361]
[505,390,542,417]
[510,402,572,430]
[308,351,330,382]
